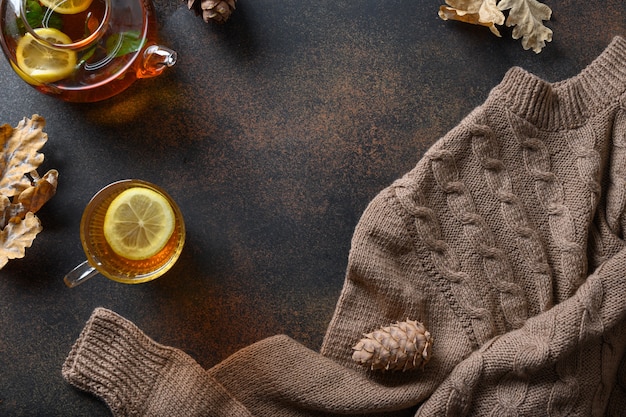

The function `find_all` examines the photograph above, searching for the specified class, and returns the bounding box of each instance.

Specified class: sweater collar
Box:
[492,36,626,131]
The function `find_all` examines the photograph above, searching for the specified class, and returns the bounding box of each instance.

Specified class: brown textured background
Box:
[0,0,624,415]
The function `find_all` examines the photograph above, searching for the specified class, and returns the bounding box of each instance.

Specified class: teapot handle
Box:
[137,45,177,79]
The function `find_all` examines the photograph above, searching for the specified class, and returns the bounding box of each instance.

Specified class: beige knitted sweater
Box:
[63,36,626,416]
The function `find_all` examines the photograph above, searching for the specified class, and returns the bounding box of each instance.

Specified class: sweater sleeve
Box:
[61,307,252,416]
[62,307,437,417]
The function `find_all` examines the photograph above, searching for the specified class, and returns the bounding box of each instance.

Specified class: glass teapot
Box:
[0,0,176,102]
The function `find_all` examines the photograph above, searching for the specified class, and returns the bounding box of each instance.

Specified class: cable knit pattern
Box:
[393,177,494,347]
[606,101,626,236]
[490,316,555,417]
[565,124,601,211]
[430,144,530,331]
[469,121,538,323]
[62,37,626,417]
[507,112,587,300]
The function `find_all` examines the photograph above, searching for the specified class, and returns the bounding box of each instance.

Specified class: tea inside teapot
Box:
[0,0,176,102]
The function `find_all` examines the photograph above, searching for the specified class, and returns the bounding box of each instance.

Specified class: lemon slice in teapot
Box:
[40,0,93,14]
[16,28,77,84]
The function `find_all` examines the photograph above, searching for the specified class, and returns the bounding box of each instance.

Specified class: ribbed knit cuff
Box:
[62,308,251,417]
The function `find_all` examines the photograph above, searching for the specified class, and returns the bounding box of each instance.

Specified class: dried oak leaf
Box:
[16,169,58,217]
[439,0,505,36]
[498,0,552,53]
[0,115,47,197]
[0,212,42,269]
[438,0,552,53]
[0,115,57,269]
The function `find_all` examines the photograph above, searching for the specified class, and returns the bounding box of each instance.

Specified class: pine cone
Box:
[352,319,433,372]
[187,0,236,24]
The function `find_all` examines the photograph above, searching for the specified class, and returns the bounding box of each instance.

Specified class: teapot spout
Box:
[137,45,177,78]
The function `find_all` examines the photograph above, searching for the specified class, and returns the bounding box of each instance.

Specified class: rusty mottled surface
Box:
[0,0,624,415]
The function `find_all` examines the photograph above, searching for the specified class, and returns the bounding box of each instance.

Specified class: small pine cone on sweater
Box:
[187,0,236,24]
[352,319,433,372]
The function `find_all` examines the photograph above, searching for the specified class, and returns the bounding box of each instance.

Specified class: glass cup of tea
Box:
[64,179,185,288]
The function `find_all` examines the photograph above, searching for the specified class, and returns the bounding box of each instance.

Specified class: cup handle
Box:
[64,260,99,288]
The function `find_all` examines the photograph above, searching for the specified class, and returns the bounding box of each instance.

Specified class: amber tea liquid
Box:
[79,180,185,284]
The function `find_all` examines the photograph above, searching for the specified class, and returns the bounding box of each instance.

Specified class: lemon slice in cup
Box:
[103,187,176,261]
[15,28,77,84]
[40,0,93,14]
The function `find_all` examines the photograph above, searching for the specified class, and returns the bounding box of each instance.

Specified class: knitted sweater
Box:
[63,36,626,416]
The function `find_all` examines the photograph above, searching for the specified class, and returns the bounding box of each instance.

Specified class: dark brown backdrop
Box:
[0,1,624,414]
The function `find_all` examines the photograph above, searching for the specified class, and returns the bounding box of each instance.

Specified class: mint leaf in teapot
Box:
[21,0,63,31]
[76,31,144,71]
[105,31,145,58]
[23,0,43,27]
